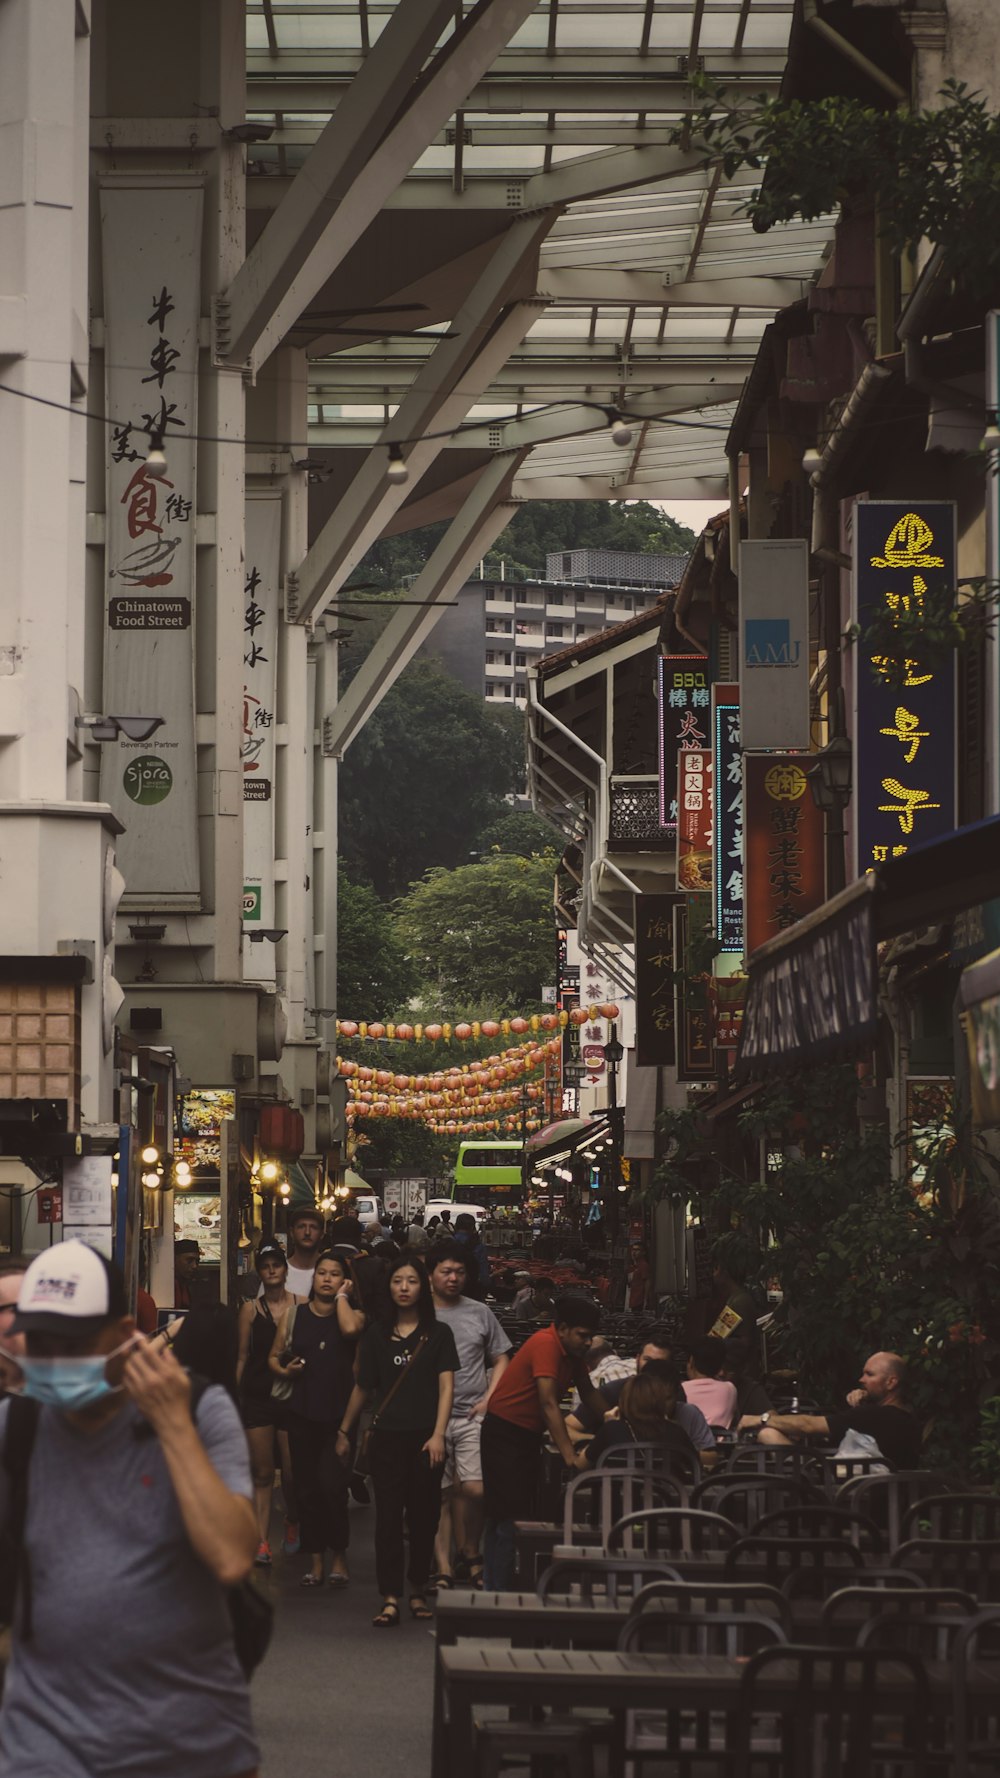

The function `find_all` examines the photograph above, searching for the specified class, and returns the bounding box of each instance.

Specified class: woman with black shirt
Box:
[236,1241,302,1565]
[338,1252,458,1628]
[269,1252,365,1586]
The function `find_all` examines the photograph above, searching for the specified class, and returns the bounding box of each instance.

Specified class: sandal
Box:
[409,1594,434,1621]
[300,1572,324,1587]
[465,1556,485,1590]
[428,1571,453,1592]
[372,1601,400,1628]
[328,1570,350,1588]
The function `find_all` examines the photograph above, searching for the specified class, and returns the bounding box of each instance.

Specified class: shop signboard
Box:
[743,753,825,956]
[712,685,743,955]
[853,502,957,872]
[99,178,203,901]
[676,746,712,894]
[675,894,716,1081]
[739,539,810,750]
[658,654,710,831]
[634,893,681,1067]
[242,491,282,977]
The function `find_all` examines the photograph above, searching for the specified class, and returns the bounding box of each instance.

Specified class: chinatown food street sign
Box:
[676,747,712,894]
[743,754,825,956]
[635,893,681,1067]
[712,685,743,955]
[658,654,710,832]
[676,894,716,1081]
[853,503,957,873]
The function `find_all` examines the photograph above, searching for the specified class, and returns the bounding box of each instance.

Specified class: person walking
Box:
[173,1238,202,1309]
[0,1240,259,1778]
[481,1294,606,1590]
[236,1240,303,1566]
[427,1240,511,1589]
[337,1252,458,1628]
[269,1252,365,1588]
[282,1206,326,1296]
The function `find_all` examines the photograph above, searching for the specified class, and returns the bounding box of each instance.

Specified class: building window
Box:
[515,651,526,666]
[546,624,565,639]
[562,554,572,574]
[548,590,563,605]
[503,684,512,698]
[486,651,495,665]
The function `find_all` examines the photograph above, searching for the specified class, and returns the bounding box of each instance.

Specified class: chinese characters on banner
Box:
[743,754,825,956]
[674,894,716,1080]
[676,747,712,893]
[100,180,203,899]
[634,894,680,1067]
[853,504,956,870]
[242,493,281,973]
[657,654,710,830]
[712,686,744,954]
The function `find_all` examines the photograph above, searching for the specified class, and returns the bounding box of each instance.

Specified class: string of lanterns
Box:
[335,1004,619,1042]
[336,1034,561,1090]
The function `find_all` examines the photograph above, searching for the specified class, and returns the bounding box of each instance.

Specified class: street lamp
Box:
[602,1023,625,1235]
[808,735,853,896]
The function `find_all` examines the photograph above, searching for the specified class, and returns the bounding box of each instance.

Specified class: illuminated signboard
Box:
[743,754,825,956]
[853,503,956,871]
[712,685,743,954]
[676,746,712,893]
[657,653,710,831]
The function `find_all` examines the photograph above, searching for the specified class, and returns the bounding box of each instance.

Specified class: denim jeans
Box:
[482,1517,516,1590]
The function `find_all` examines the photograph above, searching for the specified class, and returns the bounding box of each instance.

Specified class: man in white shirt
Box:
[283,1206,325,1296]
[429,1241,511,1586]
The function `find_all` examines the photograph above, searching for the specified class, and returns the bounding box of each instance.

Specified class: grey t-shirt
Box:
[0,1387,258,1778]
[434,1296,511,1415]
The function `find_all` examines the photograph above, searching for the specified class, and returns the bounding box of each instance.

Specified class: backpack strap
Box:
[2,1395,41,1639]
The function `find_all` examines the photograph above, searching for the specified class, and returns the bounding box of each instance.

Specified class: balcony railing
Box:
[607,774,673,851]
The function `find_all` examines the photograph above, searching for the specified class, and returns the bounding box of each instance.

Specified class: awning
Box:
[739,816,1000,1077]
[526,1115,609,1165]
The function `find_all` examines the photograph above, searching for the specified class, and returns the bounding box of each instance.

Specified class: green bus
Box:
[452,1139,523,1208]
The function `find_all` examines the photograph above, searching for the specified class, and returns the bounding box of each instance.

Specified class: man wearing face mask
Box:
[0,1239,260,1778]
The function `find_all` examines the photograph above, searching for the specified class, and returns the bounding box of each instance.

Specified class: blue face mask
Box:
[17,1337,135,1412]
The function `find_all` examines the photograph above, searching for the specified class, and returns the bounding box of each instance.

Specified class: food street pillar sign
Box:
[99,178,203,902]
[743,755,825,956]
[658,654,710,831]
[853,503,957,873]
[242,492,281,977]
[712,685,743,955]
[634,894,680,1067]
[676,747,712,894]
[739,540,810,750]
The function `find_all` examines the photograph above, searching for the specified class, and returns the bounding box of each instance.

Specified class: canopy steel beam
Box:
[523,145,710,210]
[223,0,539,369]
[325,450,528,758]
[512,472,729,498]
[534,270,807,305]
[246,46,786,83]
[295,212,554,625]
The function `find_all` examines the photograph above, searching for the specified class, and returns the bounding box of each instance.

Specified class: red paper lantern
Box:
[540,1013,557,1030]
[481,1021,500,1038]
[510,1017,529,1035]
[600,1003,620,1020]
[368,1021,386,1039]
[425,1024,442,1041]
[338,1019,359,1038]
[396,1023,414,1041]
[454,1022,472,1040]
[570,1008,589,1026]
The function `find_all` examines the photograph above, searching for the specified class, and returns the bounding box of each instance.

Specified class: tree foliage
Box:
[338,660,523,900]
[395,849,559,1014]
[686,78,1000,296]
[654,1065,1000,1471]
[474,808,557,858]
[336,867,415,1015]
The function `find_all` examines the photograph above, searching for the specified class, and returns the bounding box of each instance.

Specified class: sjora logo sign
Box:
[744,617,802,668]
[123,754,173,805]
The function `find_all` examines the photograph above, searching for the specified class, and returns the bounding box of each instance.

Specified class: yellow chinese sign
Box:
[854,504,956,870]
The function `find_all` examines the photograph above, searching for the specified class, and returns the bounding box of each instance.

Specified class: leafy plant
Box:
[850,578,999,689]
[680,78,1000,297]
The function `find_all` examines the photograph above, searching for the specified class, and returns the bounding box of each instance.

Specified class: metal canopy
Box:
[240,0,833,739]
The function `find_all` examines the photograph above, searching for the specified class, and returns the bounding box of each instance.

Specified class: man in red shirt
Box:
[481,1294,606,1589]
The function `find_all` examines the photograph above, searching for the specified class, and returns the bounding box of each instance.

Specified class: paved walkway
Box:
[252,1495,437,1776]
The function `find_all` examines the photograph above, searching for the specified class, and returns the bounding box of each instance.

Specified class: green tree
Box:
[395,849,559,1013]
[336,867,415,1015]
[474,808,556,858]
[353,1118,454,1181]
[338,660,523,899]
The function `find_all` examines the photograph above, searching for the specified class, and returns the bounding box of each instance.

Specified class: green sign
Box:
[242,884,262,921]
[122,755,173,805]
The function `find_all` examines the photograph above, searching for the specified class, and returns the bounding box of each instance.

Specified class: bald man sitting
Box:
[739,1351,922,1470]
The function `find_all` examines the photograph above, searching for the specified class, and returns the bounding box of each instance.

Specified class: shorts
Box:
[241,1394,289,1433]
[442,1412,484,1487]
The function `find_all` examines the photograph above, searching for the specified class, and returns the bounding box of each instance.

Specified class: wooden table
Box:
[433,1642,1000,1778]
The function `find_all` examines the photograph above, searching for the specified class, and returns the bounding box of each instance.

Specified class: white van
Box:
[423,1199,488,1228]
[347,1190,386,1228]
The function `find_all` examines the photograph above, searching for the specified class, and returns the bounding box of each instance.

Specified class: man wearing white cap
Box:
[0,1239,260,1778]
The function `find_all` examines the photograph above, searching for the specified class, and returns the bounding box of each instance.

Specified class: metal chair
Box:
[858,1588,979,1661]
[561,1469,681,1549]
[629,1577,794,1638]
[899,1492,1000,1543]
[617,1606,786,1778]
[752,1502,885,1554]
[608,1506,738,1557]
[475,1718,596,1778]
[725,1532,863,1599]
[835,1469,962,1552]
[723,1443,830,1481]
[952,1606,1000,1776]
[537,1558,681,1605]
[690,1472,819,1531]
[891,1538,1000,1602]
[732,1645,929,1777]
[595,1437,698,1493]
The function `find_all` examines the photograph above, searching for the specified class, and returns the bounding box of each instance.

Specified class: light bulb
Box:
[141,1144,159,1165]
[386,443,409,485]
[142,1170,160,1189]
[607,409,632,448]
[260,1159,279,1183]
[145,436,168,478]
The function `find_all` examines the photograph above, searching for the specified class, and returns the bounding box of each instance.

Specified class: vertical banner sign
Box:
[242,492,282,973]
[853,503,957,871]
[676,746,712,893]
[100,179,203,900]
[634,894,680,1067]
[658,654,710,830]
[712,685,744,954]
[988,313,1000,813]
[743,754,825,955]
[675,895,716,1080]
[739,540,811,750]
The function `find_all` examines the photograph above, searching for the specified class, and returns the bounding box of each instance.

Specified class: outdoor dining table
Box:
[432,1644,1000,1778]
